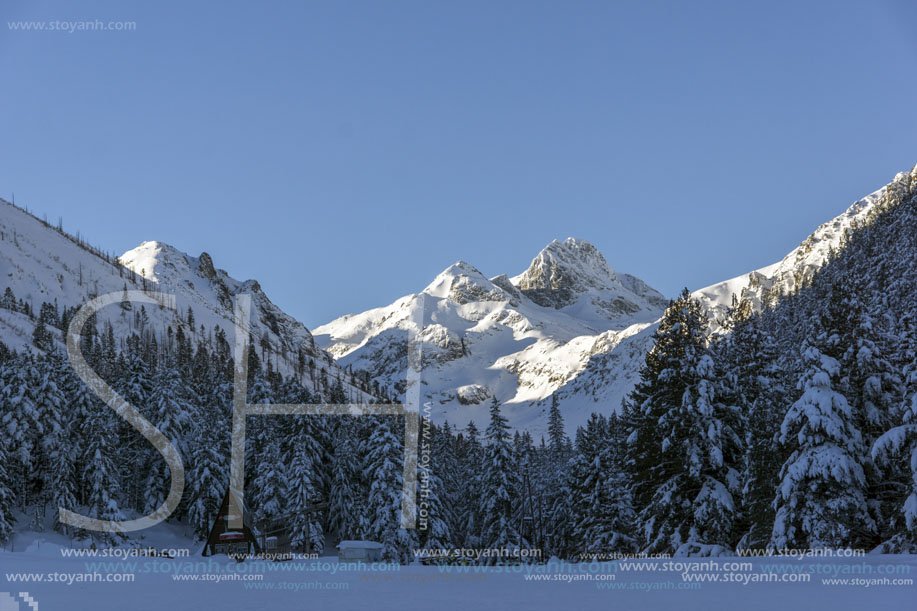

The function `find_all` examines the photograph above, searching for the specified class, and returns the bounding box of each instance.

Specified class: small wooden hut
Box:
[202,490,328,559]
[202,489,260,557]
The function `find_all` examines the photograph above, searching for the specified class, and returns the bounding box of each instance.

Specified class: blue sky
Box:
[1,0,915,327]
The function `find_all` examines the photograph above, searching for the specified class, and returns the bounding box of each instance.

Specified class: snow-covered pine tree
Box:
[328,425,360,541]
[569,413,635,557]
[602,412,636,550]
[480,396,521,559]
[0,433,15,542]
[51,438,78,536]
[772,286,875,549]
[120,352,153,412]
[455,421,484,549]
[547,394,569,460]
[844,292,904,546]
[871,391,917,551]
[250,438,288,525]
[42,354,78,535]
[536,399,573,559]
[625,289,740,554]
[144,366,192,517]
[543,485,572,560]
[871,313,917,551]
[29,355,66,524]
[31,318,52,351]
[281,380,325,552]
[433,421,461,532]
[244,368,288,527]
[416,422,454,557]
[721,309,786,551]
[186,423,227,539]
[0,355,42,508]
[362,415,417,563]
[184,344,232,539]
[116,352,154,512]
[624,290,706,517]
[78,383,125,545]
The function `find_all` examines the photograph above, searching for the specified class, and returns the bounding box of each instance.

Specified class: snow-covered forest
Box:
[0,166,915,561]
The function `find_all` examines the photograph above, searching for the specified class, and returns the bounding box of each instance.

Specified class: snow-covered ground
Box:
[2,532,913,611]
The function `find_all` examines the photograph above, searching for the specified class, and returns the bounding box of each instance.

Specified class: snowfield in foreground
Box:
[1,537,913,611]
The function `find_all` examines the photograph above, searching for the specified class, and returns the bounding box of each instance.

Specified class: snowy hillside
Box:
[548,167,914,430]
[0,199,371,402]
[317,167,915,434]
[314,238,666,429]
[693,184,889,325]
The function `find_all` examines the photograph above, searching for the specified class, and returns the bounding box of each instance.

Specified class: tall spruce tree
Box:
[624,289,739,553]
[328,425,360,541]
[456,421,484,548]
[480,396,521,557]
[362,415,417,562]
[724,314,786,551]
[144,367,192,516]
[772,286,875,549]
[569,413,635,556]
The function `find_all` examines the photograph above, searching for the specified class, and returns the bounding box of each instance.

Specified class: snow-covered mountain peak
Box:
[423,260,511,305]
[119,241,190,282]
[315,237,668,428]
[507,238,667,322]
[511,237,617,296]
[119,241,266,297]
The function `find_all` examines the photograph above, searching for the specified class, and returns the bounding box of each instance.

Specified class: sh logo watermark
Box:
[59,291,424,534]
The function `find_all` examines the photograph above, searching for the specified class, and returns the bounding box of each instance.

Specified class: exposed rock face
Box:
[513,238,617,308]
[509,238,668,323]
[490,274,523,303]
[197,251,216,279]
[456,384,490,405]
[509,238,669,316]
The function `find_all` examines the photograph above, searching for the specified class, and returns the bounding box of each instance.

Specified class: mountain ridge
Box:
[1,165,914,433]
[316,166,916,434]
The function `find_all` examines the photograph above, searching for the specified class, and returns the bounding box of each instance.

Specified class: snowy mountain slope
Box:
[693,184,888,326]
[547,167,914,431]
[0,199,371,401]
[313,239,667,429]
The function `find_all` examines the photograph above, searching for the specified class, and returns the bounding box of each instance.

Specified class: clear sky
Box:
[1,0,915,328]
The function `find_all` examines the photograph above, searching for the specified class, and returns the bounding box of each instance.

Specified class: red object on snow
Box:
[219,531,245,541]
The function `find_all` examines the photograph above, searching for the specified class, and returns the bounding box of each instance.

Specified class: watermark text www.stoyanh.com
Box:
[7,20,137,33]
